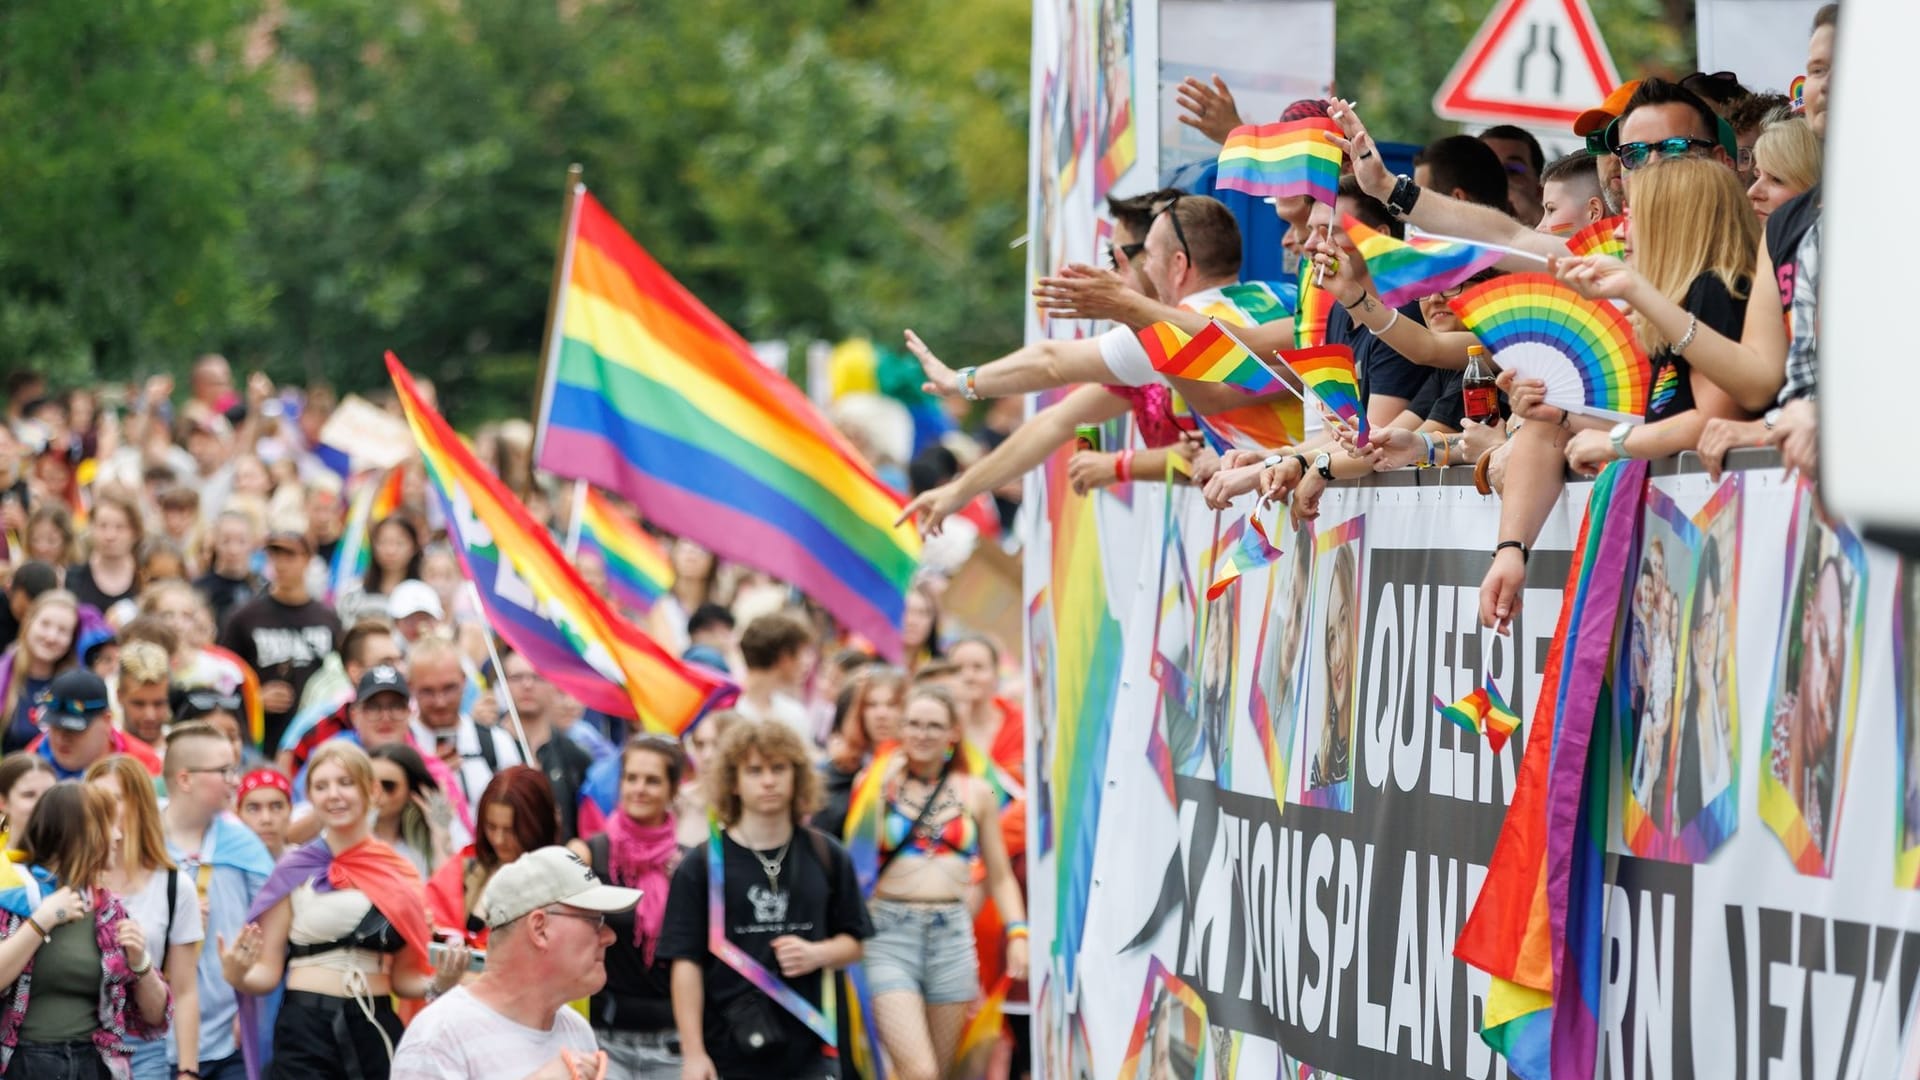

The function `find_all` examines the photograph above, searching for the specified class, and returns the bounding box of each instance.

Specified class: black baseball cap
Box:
[355,664,410,704]
[39,669,111,733]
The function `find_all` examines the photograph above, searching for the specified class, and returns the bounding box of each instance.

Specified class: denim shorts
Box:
[864,899,979,1004]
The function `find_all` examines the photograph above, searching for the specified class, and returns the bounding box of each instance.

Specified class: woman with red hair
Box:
[423,766,558,950]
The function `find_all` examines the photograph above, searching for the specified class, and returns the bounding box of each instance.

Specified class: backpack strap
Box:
[165,867,179,953]
[586,832,612,883]
[474,720,500,774]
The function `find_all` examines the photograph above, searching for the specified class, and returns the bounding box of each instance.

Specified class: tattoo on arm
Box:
[1360,296,1378,314]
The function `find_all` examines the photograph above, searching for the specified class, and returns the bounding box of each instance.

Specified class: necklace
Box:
[751,836,793,895]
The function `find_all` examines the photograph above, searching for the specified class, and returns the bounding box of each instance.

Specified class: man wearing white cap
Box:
[388,578,446,649]
[392,846,639,1080]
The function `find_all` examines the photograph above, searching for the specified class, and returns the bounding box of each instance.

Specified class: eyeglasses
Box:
[180,691,242,715]
[1615,137,1717,171]
[1153,194,1192,265]
[185,766,242,783]
[379,778,401,794]
[1107,240,1145,269]
[1425,284,1469,302]
[542,908,606,931]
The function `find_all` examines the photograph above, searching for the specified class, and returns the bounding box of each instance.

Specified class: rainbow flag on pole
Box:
[327,467,404,601]
[577,488,674,615]
[1278,343,1367,445]
[1205,510,1282,600]
[1215,118,1344,206]
[533,190,919,659]
[391,353,730,734]
[1344,216,1505,307]
[1154,320,1284,395]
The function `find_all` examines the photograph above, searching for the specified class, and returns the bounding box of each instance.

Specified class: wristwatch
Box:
[1313,451,1335,479]
[1608,421,1633,459]
[1386,174,1422,219]
[1763,407,1783,430]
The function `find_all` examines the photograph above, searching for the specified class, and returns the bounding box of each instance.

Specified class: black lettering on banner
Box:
[1599,859,1695,1080]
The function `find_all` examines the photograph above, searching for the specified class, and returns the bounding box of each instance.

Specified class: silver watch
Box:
[1608,421,1633,459]
[1313,451,1334,479]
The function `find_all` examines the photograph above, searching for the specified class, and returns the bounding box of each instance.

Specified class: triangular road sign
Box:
[1434,0,1621,128]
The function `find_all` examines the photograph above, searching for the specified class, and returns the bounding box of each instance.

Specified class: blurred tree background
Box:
[0,0,1698,427]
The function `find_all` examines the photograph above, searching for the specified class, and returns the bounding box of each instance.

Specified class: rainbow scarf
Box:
[1345,216,1505,307]
[326,467,404,603]
[391,354,731,733]
[577,487,674,615]
[1215,118,1343,206]
[533,190,919,660]
[705,816,838,1048]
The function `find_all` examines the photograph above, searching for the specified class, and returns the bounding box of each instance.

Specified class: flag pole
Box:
[563,478,588,560]
[531,163,585,464]
[470,581,538,766]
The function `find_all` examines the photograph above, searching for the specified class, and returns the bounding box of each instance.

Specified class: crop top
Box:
[881,801,979,859]
[286,884,405,968]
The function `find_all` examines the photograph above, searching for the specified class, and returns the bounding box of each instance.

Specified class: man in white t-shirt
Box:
[391,847,641,1080]
[902,193,1293,414]
[733,611,817,747]
[408,636,524,805]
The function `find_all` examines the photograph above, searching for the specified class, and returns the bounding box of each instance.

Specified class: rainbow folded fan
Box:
[1565,216,1627,261]
[1449,273,1651,424]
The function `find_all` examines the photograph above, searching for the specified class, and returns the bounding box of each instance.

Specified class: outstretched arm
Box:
[1309,237,1479,370]
[1325,98,1560,262]
[906,331,1114,400]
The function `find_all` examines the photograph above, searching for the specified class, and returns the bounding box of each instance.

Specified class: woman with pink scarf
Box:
[568,735,686,1078]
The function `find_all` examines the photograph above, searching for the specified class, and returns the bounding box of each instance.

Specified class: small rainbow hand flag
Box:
[1565,216,1627,261]
[1216,118,1344,206]
[1294,258,1335,351]
[1205,510,1283,600]
[1345,216,1505,308]
[1190,396,1305,454]
[577,488,674,615]
[1136,321,1192,369]
[1279,343,1368,446]
[1155,319,1283,395]
[1433,681,1521,752]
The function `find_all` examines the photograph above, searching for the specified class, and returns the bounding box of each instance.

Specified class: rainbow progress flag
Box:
[1215,118,1343,206]
[391,354,729,734]
[1565,216,1627,261]
[1433,681,1521,752]
[577,488,673,615]
[1345,216,1504,308]
[534,190,919,658]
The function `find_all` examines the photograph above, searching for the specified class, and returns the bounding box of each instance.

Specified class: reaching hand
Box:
[895,484,964,537]
[1496,370,1562,425]
[1358,427,1422,471]
[1307,235,1366,307]
[1323,97,1395,201]
[1563,429,1616,476]
[902,330,960,398]
[1033,264,1135,323]
[1067,450,1119,495]
[1459,418,1505,462]
[1202,463,1263,510]
[219,922,265,985]
[1175,75,1245,144]
[1258,458,1304,504]
[1288,470,1328,528]
[1555,255,1640,302]
[1186,443,1222,484]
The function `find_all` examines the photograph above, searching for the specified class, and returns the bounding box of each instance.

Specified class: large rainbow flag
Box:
[533,190,919,658]
[390,354,730,734]
[577,488,674,615]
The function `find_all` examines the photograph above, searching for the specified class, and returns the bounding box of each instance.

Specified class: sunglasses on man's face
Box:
[1616,137,1717,171]
[1107,240,1145,269]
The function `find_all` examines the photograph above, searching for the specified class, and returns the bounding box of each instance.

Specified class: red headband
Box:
[238,768,291,802]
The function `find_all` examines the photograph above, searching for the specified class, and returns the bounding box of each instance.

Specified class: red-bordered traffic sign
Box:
[1434,0,1621,128]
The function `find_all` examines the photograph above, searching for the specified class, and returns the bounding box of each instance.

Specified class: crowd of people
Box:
[0,3,1840,1078]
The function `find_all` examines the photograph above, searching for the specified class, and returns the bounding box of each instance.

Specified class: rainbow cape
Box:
[1345,216,1505,307]
[1215,118,1343,206]
[1155,320,1284,395]
[1191,280,1298,326]
[327,467,404,602]
[1450,273,1651,423]
[1294,258,1335,351]
[1278,344,1367,445]
[577,488,674,615]
[1564,216,1627,261]
[1433,680,1521,752]
[1455,459,1647,1080]
[534,190,919,659]
[276,653,355,756]
[1205,509,1282,600]
[390,354,731,734]
[959,739,1025,807]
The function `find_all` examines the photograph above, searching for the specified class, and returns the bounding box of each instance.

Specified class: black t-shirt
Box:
[195,570,264,636]
[1645,274,1749,423]
[64,562,136,614]
[217,594,343,751]
[811,763,859,840]
[1765,185,1820,313]
[658,828,872,1080]
[586,833,682,1034]
[535,734,595,841]
[1408,368,1509,431]
[1327,301,1431,404]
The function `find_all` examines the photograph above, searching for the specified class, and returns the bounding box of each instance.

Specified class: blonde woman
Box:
[88,755,203,1080]
[0,590,82,754]
[1485,157,1758,633]
[1748,114,1822,225]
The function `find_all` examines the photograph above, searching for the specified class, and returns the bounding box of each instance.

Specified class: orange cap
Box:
[1572,79,1642,136]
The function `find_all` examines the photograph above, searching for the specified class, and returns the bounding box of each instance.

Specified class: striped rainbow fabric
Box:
[577,488,673,615]
[1215,118,1343,206]
[327,467,404,602]
[390,353,729,734]
[534,190,919,658]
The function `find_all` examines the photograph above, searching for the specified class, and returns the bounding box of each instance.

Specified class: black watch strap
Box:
[1288,453,1308,474]
[1387,174,1422,219]
[1493,539,1529,564]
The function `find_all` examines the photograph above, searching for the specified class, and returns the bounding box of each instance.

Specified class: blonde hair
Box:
[306,740,376,804]
[85,755,176,874]
[1753,115,1822,195]
[1625,157,1759,353]
[117,640,171,689]
[2,590,81,722]
[706,718,821,827]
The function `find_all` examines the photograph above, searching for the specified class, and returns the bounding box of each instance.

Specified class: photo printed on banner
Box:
[1250,519,1316,804]
[1668,474,1742,860]
[1760,480,1870,877]
[1121,958,1216,1080]
[1298,514,1364,811]
[1897,562,1920,886]
[1093,0,1137,196]
[1149,488,1203,800]
[1200,514,1244,784]
[1030,586,1058,857]
[1620,483,1699,860]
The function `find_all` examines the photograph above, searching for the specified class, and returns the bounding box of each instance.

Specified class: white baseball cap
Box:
[388,579,445,621]
[481,847,641,929]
